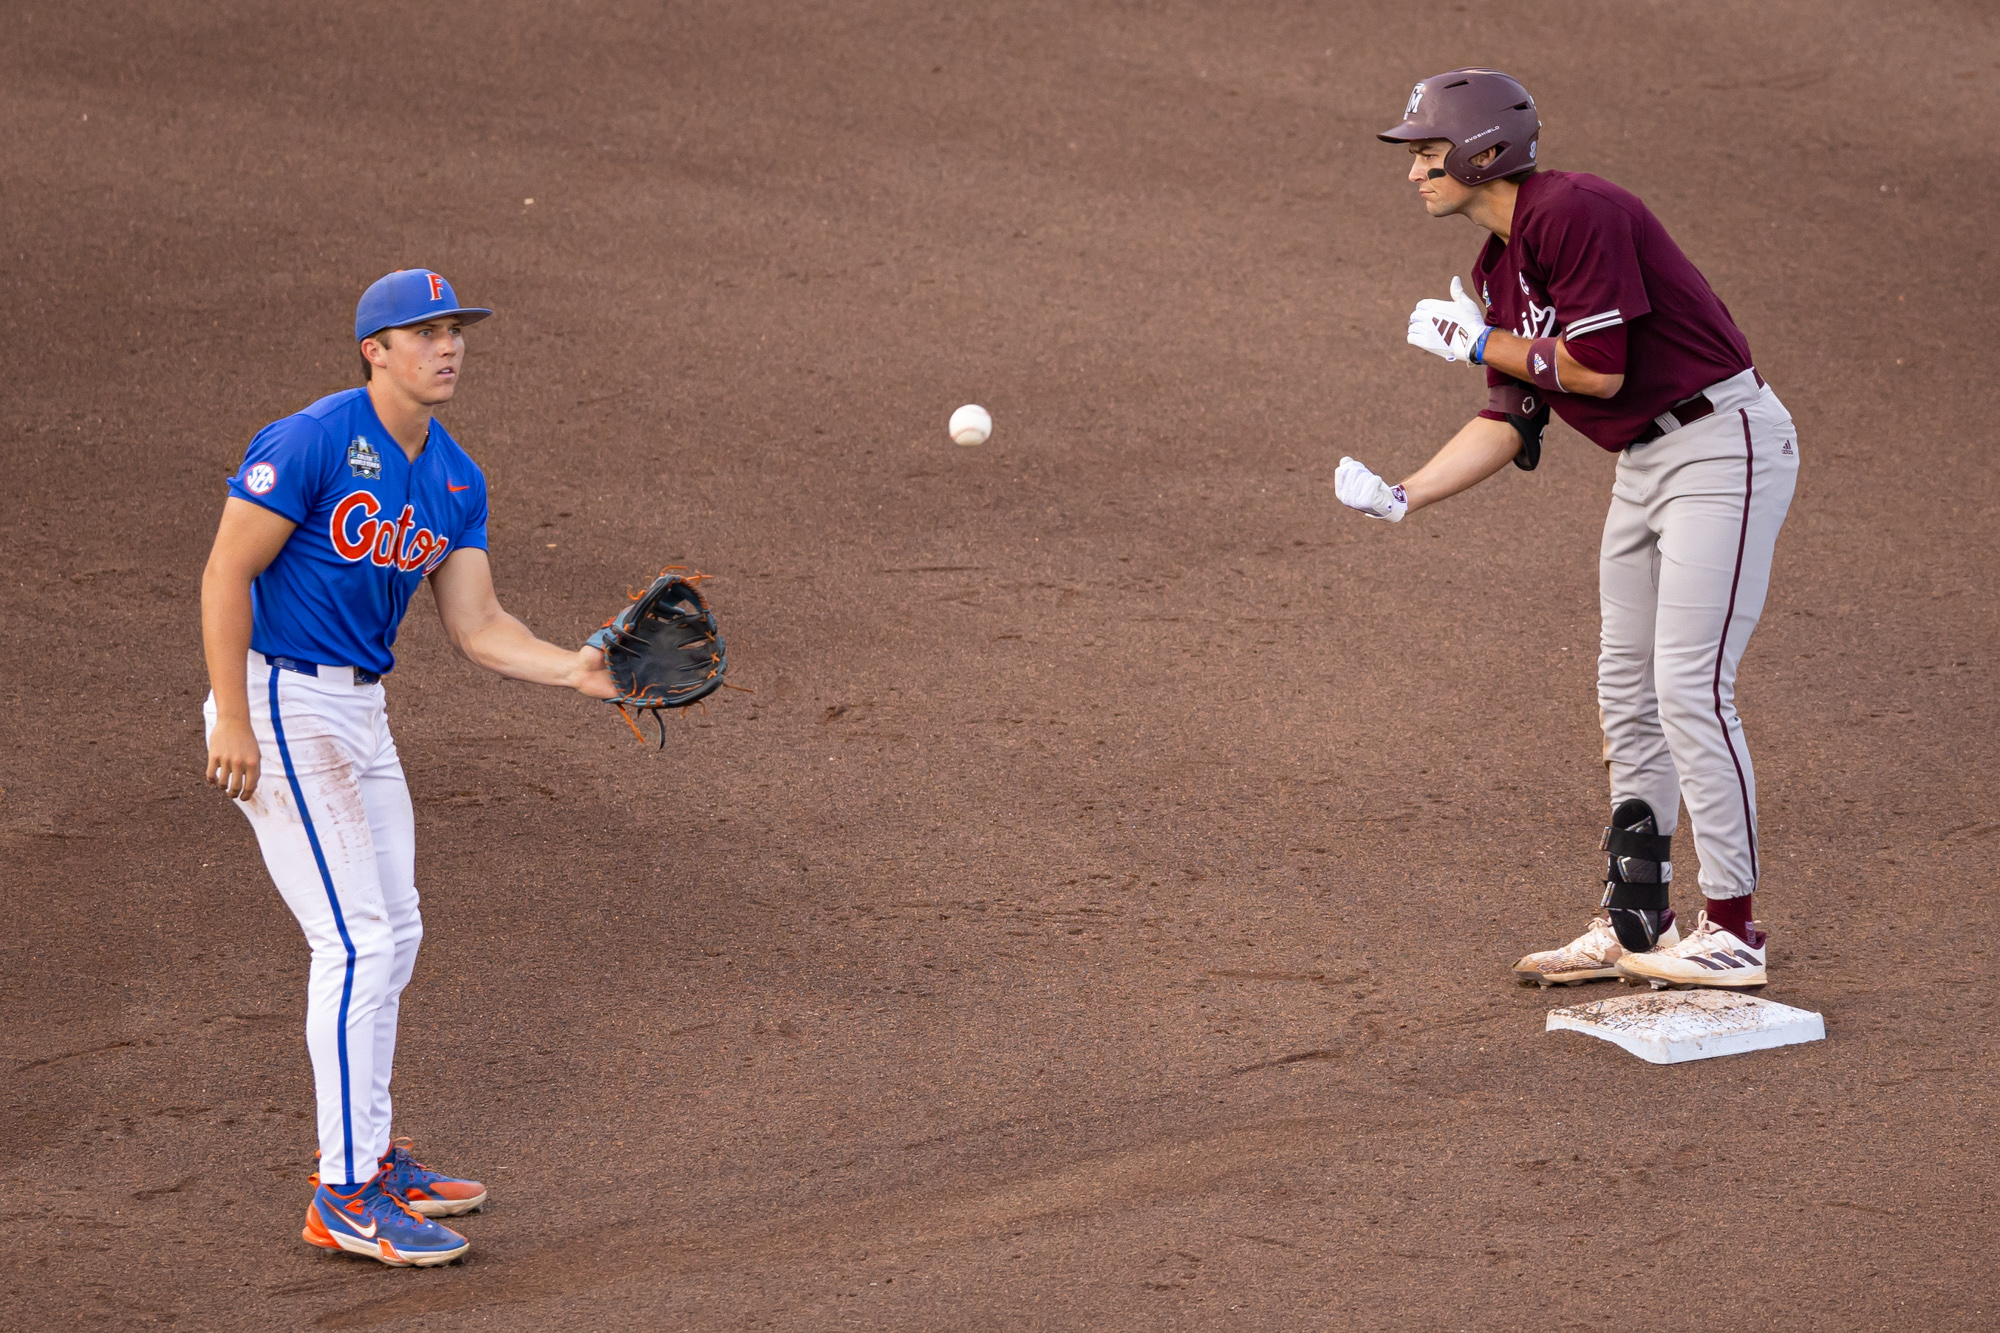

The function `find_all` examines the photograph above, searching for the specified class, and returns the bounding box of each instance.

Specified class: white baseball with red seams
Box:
[949,403,991,446]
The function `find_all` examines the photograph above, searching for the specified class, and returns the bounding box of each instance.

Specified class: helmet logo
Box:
[1529,140,1537,160]
[1405,83,1425,117]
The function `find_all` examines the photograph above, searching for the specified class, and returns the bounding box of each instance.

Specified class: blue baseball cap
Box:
[354,269,493,342]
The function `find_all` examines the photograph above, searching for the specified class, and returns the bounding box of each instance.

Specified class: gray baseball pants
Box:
[1597,368,1797,900]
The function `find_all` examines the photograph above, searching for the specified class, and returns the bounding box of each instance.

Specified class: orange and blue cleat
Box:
[310,1139,489,1218]
[302,1171,469,1266]
[376,1138,489,1217]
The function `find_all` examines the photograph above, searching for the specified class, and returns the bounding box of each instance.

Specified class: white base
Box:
[1545,990,1825,1065]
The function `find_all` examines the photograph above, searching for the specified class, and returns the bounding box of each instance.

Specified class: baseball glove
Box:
[586,569,728,745]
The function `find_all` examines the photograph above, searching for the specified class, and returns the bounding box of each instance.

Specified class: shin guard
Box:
[1600,799,1674,952]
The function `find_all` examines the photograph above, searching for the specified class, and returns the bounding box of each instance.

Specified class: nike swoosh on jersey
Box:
[447,482,471,492]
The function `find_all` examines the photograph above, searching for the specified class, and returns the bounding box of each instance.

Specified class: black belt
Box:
[265,654,382,686]
[1630,369,1763,447]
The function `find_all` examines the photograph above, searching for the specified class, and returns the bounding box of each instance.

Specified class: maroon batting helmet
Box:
[1378,69,1540,186]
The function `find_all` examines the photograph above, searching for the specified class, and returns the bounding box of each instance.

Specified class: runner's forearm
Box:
[1399,415,1525,513]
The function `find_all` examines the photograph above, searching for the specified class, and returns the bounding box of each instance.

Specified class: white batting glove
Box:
[1407,276,1488,364]
[1335,456,1408,522]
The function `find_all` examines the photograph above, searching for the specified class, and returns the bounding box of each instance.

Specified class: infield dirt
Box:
[3,2,1995,1328]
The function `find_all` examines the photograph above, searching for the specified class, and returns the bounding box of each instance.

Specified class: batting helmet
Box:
[1377,69,1540,186]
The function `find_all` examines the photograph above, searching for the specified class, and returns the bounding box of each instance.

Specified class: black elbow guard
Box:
[1488,381,1551,472]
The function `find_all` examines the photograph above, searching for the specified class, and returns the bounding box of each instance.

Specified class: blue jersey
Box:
[228,389,489,676]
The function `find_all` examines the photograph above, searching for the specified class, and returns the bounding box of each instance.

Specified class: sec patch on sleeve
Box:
[244,462,278,495]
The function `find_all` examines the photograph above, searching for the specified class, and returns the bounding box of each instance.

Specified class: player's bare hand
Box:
[570,645,618,700]
[1407,276,1487,364]
[1335,457,1409,522]
[207,715,263,801]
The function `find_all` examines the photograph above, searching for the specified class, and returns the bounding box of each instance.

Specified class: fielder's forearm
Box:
[1477,329,1623,399]
[428,548,592,689]
[201,563,257,722]
[1399,415,1525,513]
[452,610,596,689]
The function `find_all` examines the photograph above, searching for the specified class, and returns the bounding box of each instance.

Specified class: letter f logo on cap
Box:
[354,269,494,341]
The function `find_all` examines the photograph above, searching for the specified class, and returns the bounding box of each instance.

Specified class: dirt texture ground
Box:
[4,1,1997,1328]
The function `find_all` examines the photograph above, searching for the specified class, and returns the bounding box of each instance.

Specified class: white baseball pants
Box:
[204,653,420,1187]
[1597,370,1798,900]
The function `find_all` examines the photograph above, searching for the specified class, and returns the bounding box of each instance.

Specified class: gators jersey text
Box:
[227,388,488,675]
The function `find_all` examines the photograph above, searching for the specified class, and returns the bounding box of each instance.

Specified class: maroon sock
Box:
[1703,893,1754,940]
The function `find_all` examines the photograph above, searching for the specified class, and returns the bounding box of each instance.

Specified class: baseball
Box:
[948,403,992,447]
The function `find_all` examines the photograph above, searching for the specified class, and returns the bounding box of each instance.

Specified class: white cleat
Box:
[1512,914,1680,988]
[1615,912,1767,990]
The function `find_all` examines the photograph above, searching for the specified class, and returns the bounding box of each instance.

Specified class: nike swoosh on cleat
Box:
[447,483,471,492]
[338,1214,379,1239]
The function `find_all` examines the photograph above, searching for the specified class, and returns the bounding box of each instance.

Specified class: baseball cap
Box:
[354,269,493,342]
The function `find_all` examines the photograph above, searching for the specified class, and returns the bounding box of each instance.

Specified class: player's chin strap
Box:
[1600,798,1674,952]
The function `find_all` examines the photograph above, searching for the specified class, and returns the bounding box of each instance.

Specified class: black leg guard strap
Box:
[1602,826,1673,865]
[1603,880,1669,912]
[1600,799,1674,953]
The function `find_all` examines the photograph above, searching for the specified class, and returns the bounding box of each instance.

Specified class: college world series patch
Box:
[347,437,383,479]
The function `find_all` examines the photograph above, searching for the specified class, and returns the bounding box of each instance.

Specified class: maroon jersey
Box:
[1474,170,1754,451]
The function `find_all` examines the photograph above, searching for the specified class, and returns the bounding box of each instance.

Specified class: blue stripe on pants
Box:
[268,670,362,1184]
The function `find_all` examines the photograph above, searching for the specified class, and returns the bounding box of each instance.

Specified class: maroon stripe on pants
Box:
[1713,409,1758,883]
